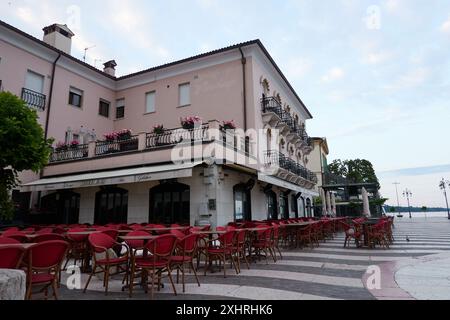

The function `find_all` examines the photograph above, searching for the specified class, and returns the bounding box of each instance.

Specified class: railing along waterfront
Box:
[95,135,139,156]
[146,124,210,149]
[49,144,89,163]
[21,88,46,111]
[264,150,317,183]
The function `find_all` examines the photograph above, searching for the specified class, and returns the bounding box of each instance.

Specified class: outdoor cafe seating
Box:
[0,215,393,300]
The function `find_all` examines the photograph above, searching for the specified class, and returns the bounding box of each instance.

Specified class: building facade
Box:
[0,20,320,227]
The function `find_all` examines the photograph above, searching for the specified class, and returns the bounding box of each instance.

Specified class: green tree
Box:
[328,159,380,189]
[0,92,53,220]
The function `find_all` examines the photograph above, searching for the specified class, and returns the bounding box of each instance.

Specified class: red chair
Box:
[130,234,178,299]
[0,246,25,269]
[83,233,129,296]
[170,229,186,239]
[25,240,69,300]
[340,221,362,248]
[100,229,119,240]
[231,229,250,273]
[251,228,276,264]
[171,234,201,293]
[270,223,283,260]
[63,228,89,270]
[34,234,66,243]
[204,231,238,278]
[6,232,28,243]
[36,228,54,235]
[0,237,20,244]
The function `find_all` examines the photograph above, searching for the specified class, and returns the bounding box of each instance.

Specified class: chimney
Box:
[103,60,117,77]
[43,24,74,55]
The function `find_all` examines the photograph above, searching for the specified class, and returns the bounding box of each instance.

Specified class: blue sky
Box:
[1,0,450,208]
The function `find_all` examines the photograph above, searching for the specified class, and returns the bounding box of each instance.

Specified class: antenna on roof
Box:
[83,45,96,62]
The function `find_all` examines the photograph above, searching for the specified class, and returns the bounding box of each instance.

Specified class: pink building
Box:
[0,20,319,227]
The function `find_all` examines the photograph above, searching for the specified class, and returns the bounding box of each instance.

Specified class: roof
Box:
[0,19,313,118]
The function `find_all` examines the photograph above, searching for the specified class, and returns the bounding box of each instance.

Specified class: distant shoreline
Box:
[384,206,448,213]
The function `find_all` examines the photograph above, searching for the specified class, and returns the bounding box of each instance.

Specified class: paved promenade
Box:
[59,218,450,300]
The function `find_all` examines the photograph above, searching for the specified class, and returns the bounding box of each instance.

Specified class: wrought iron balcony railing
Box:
[264,150,317,183]
[49,144,89,163]
[96,136,139,156]
[261,97,284,119]
[21,88,46,111]
[146,124,210,149]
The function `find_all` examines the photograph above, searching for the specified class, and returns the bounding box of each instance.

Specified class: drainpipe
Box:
[44,53,61,140]
[40,53,61,182]
[238,47,247,131]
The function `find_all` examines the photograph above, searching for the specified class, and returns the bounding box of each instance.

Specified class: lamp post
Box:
[439,178,450,220]
[403,189,412,219]
[393,182,401,216]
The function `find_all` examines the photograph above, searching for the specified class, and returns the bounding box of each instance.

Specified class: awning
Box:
[258,173,319,197]
[21,162,203,192]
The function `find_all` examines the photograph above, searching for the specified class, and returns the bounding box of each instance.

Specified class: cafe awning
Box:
[21,162,203,192]
[258,173,319,197]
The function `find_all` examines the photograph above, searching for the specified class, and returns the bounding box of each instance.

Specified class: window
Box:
[68,87,83,108]
[178,83,190,107]
[99,99,110,118]
[279,194,289,220]
[149,182,190,225]
[116,99,125,119]
[145,91,155,113]
[266,190,278,220]
[234,184,252,222]
[25,70,44,93]
[95,187,128,225]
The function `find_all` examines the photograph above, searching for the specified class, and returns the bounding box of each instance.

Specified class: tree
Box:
[328,159,380,189]
[0,92,53,220]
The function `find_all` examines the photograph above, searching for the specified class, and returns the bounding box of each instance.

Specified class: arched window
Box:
[266,190,278,220]
[41,191,80,224]
[149,182,190,225]
[95,187,128,225]
[234,183,252,222]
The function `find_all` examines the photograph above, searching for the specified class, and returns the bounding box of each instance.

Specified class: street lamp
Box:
[439,178,450,220]
[403,189,413,219]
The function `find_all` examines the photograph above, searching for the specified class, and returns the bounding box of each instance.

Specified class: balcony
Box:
[50,144,89,163]
[43,121,262,178]
[264,150,317,188]
[261,97,311,150]
[21,88,46,111]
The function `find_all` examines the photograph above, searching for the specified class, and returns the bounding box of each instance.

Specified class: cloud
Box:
[384,0,402,13]
[321,67,345,83]
[440,16,450,34]
[384,67,430,91]
[362,51,392,64]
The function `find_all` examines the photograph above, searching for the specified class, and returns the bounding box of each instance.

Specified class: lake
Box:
[387,211,450,219]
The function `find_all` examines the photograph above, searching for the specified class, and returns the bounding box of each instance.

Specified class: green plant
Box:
[0,92,53,220]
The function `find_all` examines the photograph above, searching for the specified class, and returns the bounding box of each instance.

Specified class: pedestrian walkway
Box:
[58,217,450,300]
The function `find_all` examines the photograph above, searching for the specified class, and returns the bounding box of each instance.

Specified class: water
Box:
[387,211,450,219]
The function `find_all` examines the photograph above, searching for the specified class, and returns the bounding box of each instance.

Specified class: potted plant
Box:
[55,141,68,152]
[181,116,202,130]
[70,140,80,149]
[117,129,132,141]
[153,124,165,135]
[222,120,236,130]
[104,132,118,142]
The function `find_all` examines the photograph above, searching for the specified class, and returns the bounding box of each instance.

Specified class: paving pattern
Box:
[58,218,450,300]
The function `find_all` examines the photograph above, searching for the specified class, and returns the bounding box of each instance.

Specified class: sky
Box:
[1,0,450,208]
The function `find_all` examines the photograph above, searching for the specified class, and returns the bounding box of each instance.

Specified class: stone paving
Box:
[57,217,450,300]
